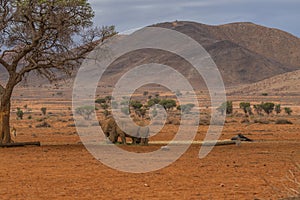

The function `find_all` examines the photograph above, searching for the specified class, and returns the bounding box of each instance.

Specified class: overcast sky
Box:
[89,0,300,37]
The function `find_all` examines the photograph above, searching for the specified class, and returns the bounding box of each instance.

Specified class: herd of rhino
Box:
[100,117,150,145]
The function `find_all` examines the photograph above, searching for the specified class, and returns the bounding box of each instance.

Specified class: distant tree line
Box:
[217,101,293,116]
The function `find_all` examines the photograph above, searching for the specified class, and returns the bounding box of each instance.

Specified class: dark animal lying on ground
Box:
[231,134,253,142]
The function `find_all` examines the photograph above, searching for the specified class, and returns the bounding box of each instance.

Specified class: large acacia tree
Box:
[0,0,116,144]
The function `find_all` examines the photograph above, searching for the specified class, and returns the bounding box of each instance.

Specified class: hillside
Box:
[152,21,299,86]
[227,70,300,96]
[1,21,299,89]
[155,21,300,68]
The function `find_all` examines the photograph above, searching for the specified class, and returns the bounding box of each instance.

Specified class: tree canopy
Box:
[0,0,116,143]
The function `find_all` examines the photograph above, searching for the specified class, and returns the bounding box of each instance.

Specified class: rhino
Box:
[136,122,149,145]
[101,117,149,145]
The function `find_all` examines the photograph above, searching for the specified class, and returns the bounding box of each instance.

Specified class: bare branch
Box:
[0,58,10,69]
[1,0,117,87]
[0,0,113,144]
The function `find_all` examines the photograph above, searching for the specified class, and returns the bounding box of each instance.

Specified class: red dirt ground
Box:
[0,88,299,199]
[0,142,299,199]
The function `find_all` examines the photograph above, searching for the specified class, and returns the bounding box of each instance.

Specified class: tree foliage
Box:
[159,99,177,111]
[147,98,161,107]
[275,104,281,115]
[253,104,263,115]
[178,103,195,114]
[217,101,233,115]
[130,100,143,110]
[0,0,116,143]
[239,102,251,114]
[75,105,95,120]
[261,102,275,115]
[95,98,106,104]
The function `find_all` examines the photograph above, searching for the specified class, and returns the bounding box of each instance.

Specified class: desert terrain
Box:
[0,85,299,200]
[1,21,300,199]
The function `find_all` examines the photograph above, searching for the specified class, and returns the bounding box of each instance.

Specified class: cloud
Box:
[88,0,300,37]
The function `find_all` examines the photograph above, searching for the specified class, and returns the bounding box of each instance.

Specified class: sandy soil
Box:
[0,142,299,200]
[0,87,299,199]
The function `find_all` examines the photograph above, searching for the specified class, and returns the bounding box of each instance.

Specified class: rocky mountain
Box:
[152,21,299,86]
[1,21,299,89]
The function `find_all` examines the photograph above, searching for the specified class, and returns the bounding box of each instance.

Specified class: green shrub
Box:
[143,91,149,96]
[101,103,109,110]
[275,104,281,115]
[254,104,263,115]
[217,101,233,115]
[147,98,161,107]
[130,100,143,110]
[284,107,293,115]
[178,104,195,114]
[240,102,251,115]
[95,98,106,104]
[41,107,47,116]
[75,105,95,120]
[16,108,24,120]
[105,96,113,102]
[261,102,274,115]
[159,99,177,111]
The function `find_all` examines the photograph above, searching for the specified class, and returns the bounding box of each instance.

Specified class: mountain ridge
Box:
[1,21,299,90]
[228,69,300,96]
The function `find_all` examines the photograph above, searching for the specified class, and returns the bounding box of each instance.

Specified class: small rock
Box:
[144,183,149,187]
[220,183,225,187]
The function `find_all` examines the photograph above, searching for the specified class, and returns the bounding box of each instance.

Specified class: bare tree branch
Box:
[0,0,118,144]
[0,58,10,69]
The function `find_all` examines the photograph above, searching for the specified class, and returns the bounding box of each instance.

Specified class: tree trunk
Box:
[0,83,14,144]
[0,100,11,144]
